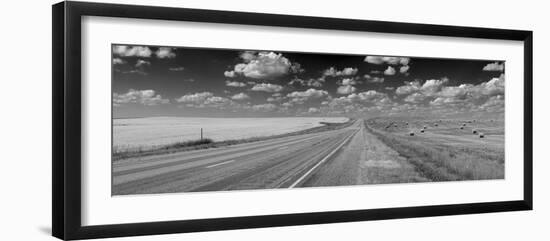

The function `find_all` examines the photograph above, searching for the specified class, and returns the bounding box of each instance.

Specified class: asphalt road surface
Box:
[113,120,366,195]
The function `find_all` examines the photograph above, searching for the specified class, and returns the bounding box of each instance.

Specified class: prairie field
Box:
[113,117,349,152]
[365,117,505,181]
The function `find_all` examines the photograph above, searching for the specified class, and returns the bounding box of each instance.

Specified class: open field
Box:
[365,117,504,181]
[113,117,349,152]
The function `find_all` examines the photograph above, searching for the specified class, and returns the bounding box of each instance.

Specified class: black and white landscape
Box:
[112,44,505,195]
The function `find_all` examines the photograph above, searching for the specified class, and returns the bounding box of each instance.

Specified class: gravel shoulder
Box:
[303,119,427,187]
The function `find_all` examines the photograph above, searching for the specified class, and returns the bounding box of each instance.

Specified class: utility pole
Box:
[200,128,203,140]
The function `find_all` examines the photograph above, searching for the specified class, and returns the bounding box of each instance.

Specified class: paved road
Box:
[113,120,361,195]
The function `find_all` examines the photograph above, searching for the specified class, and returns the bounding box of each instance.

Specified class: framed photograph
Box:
[52,1,533,240]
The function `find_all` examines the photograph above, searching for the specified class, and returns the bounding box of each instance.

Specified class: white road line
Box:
[205,160,235,168]
[278,146,289,150]
[288,129,359,188]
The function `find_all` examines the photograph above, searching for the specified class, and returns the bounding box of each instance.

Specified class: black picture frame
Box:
[52,1,533,240]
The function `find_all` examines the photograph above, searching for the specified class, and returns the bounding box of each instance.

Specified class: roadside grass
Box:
[365,120,504,181]
[113,119,355,161]
[113,138,213,160]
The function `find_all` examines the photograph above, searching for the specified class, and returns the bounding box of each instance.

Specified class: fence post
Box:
[201,128,203,140]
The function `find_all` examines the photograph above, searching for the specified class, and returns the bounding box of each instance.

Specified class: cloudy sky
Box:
[112,44,505,118]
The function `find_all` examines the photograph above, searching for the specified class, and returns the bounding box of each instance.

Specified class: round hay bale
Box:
[434,123,438,127]
[479,133,485,138]
[420,129,425,133]
[460,126,464,130]
[409,132,415,136]
[472,129,478,134]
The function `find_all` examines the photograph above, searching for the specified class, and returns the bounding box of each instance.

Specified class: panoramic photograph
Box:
[111,44,505,195]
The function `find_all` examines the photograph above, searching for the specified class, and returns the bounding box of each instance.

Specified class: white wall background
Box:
[0,0,547,240]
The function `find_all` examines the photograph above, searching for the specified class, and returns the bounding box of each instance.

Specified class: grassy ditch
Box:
[365,120,504,181]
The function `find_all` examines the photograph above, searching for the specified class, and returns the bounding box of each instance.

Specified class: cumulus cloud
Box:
[239,51,256,61]
[478,74,505,96]
[436,75,504,100]
[350,90,390,103]
[340,78,357,86]
[308,107,320,113]
[290,63,305,74]
[267,96,283,102]
[420,78,449,96]
[202,96,233,108]
[370,70,383,74]
[224,71,236,78]
[364,56,410,65]
[384,66,396,75]
[337,85,356,95]
[232,51,301,79]
[479,95,505,112]
[429,95,466,106]
[281,102,294,108]
[323,67,358,77]
[121,69,147,75]
[176,92,235,108]
[364,74,385,83]
[287,88,328,99]
[252,103,278,112]
[225,81,247,87]
[482,62,505,71]
[392,75,505,112]
[328,90,392,113]
[439,86,476,101]
[155,47,176,59]
[113,89,169,106]
[330,74,503,115]
[400,65,410,74]
[135,59,151,67]
[231,92,250,100]
[113,45,153,58]
[176,92,213,103]
[286,88,329,104]
[169,66,185,71]
[251,83,284,92]
[112,58,126,65]
[404,92,426,103]
[288,77,324,87]
[113,45,177,59]
[396,81,421,95]
[395,78,449,104]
